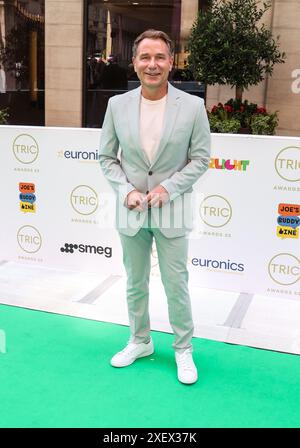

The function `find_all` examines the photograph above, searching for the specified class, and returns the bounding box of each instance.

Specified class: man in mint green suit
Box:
[99,29,211,384]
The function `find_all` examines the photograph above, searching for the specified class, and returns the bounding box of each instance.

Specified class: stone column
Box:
[265,0,300,136]
[178,0,198,68]
[45,0,83,127]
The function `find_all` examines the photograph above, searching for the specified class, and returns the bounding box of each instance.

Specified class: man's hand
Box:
[145,185,169,208]
[125,190,147,212]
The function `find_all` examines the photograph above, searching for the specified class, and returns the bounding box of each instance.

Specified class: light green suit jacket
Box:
[99,82,211,238]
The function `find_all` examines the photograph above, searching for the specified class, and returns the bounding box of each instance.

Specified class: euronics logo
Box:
[57,149,100,162]
[191,257,244,272]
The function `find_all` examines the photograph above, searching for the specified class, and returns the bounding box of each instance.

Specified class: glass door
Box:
[84,0,204,128]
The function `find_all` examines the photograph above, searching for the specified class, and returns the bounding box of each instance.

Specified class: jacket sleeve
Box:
[160,98,211,201]
[99,98,136,204]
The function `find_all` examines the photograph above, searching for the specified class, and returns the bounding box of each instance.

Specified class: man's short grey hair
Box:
[132,29,175,57]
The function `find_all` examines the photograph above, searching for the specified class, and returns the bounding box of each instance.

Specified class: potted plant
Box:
[188,0,285,134]
[208,99,278,135]
[250,111,278,135]
[207,104,241,134]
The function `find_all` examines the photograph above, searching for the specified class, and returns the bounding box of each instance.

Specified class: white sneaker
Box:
[110,339,154,368]
[175,349,198,384]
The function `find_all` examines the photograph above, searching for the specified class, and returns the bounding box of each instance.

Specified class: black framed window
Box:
[0,0,45,126]
[83,0,204,128]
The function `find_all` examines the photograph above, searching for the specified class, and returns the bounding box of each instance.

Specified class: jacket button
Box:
[148,171,153,175]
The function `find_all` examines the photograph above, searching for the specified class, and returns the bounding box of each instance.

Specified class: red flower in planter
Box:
[224,105,233,113]
[256,107,267,114]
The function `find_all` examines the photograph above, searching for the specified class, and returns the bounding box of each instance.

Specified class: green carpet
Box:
[0,303,299,428]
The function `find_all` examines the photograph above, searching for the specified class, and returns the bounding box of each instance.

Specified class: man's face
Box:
[133,38,173,91]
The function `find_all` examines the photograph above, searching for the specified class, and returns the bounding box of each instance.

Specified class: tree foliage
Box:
[188,0,285,96]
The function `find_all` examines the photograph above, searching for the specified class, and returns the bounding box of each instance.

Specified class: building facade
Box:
[0,0,299,136]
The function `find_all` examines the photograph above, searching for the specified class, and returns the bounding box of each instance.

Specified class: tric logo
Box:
[70,185,98,215]
[199,195,232,228]
[275,146,300,182]
[17,225,42,253]
[268,253,300,286]
[13,134,39,164]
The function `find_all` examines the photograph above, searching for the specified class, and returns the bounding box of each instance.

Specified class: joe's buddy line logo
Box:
[13,134,39,164]
[277,203,300,239]
[19,183,36,213]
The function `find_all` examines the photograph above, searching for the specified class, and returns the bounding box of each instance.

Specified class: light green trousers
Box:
[119,217,194,353]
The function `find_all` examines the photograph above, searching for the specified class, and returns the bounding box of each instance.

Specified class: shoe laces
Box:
[120,338,151,355]
[177,350,194,371]
[120,341,137,355]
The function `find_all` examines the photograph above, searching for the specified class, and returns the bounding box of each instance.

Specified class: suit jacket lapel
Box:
[127,86,150,165]
[151,83,181,168]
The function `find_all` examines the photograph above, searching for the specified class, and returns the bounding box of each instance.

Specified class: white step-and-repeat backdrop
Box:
[0,126,299,302]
